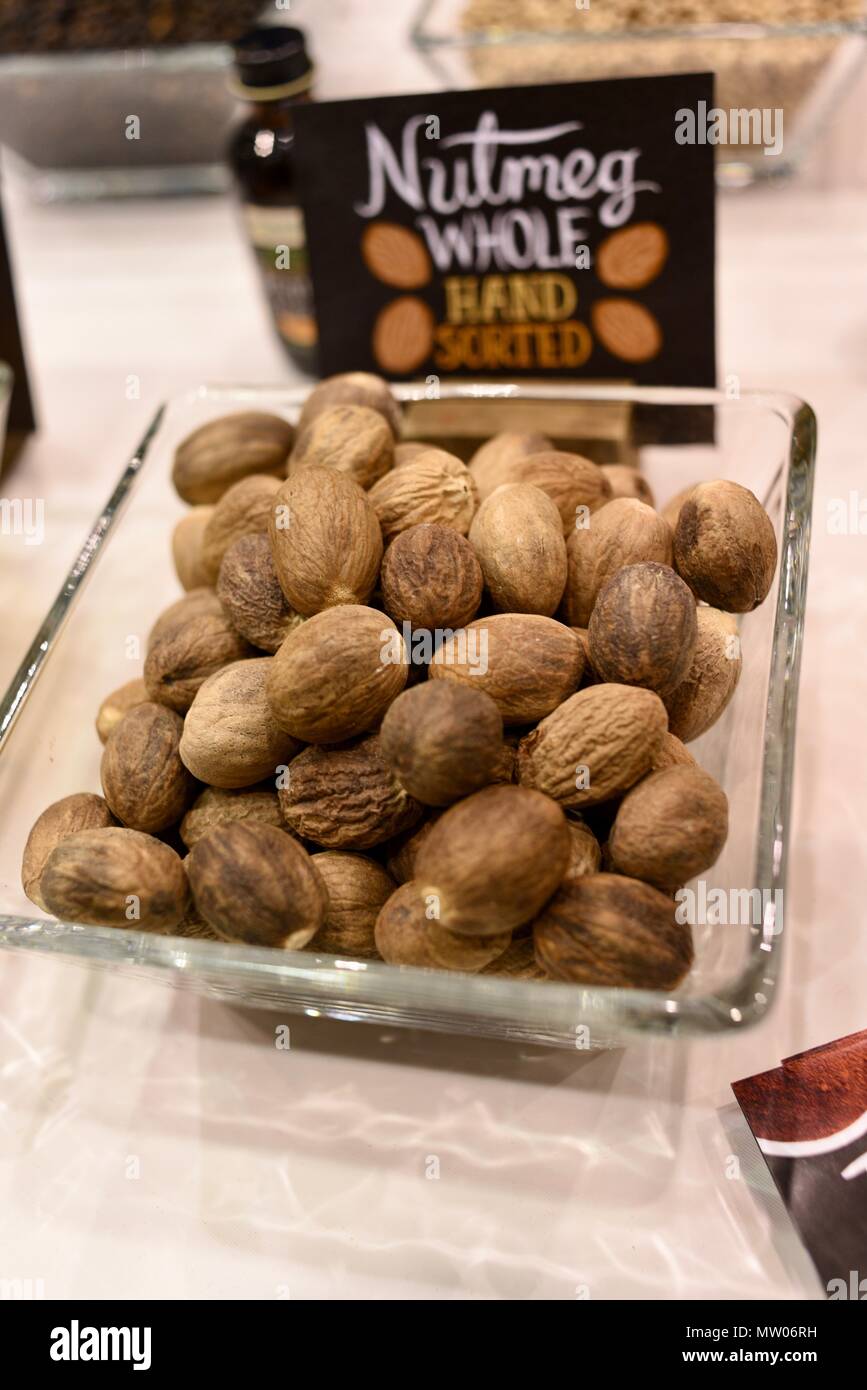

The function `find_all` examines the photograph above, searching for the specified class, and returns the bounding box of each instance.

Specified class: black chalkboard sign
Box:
[294,73,716,386]
[0,189,36,465]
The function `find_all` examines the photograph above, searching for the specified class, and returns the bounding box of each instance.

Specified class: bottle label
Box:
[243,203,317,353]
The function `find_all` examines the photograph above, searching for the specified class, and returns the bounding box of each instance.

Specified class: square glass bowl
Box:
[0,384,815,1049]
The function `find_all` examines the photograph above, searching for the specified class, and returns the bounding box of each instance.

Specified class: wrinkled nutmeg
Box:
[608,765,729,889]
[40,827,189,932]
[587,561,697,696]
[374,881,511,972]
[380,523,483,631]
[147,587,223,652]
[562,497,673,627]
[101,702,197,833]
[199,472,281,585]
[296,371,401,437]
[187,822,327,949]
[673,480,777,612]
[600,464,655,507]
[290,403,394,489]
[95,676,150,744]
[268,605,407,744]
[533,873,693,989]
[563,818,602,882]
[172,506,214,590]
[180,658,302,789]
[470,483,567,616]
[180,784,286,849]
[268,465,383,616]
[379,681,504,806]
[467,430,553,501]
[172,411,294,505]
[414,784,570,936]
[651,732,698,772]
[663,607,742,743]
[144,607,252,712]
[307,852,395,958]
[216,533,303,653]
[279,735,423,849]
[492,450,612,532]
[22,792,116,911]
[430,614,583,725]
[368,448,477,542]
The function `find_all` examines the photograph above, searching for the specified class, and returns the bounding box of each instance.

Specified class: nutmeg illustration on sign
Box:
[293,75,715,384]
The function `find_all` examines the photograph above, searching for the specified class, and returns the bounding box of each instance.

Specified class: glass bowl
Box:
[0,383,815,1049]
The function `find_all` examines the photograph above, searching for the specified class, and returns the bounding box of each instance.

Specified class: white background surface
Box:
[1,0,866,1300]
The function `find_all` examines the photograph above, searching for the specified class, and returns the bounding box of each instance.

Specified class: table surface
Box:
[1,1,866,1301]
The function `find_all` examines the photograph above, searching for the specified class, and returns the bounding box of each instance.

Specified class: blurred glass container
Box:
[412,0,867,187]
[0,362,11,455]
[0,45,239,201]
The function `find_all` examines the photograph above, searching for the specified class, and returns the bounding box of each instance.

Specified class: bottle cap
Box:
[232,26,313,100]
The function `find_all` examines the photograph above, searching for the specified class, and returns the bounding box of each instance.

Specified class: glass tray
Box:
[0,383,815,1049]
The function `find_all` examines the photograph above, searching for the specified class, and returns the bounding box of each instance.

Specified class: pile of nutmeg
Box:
[22,372,778,991]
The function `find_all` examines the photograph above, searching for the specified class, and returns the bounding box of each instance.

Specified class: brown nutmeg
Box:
[296,371,401,437]
[587,562,697,696]
[95,676,150,744]
[267,605,407,743]
[414,784,570,936]
[480,935,548,980]
[663,607,742,743]
[533,873,693,988]
[600,464,655,507]
[662,485,697,531]
[307,852,395,958]
[467,430,553,501]
[217,533,303,653]
[430,614,584,726]
[384,814,440,883]
[380,523,483,631]
[172,412,294,505]
[374,881,511,972]
[22,793,117,911]
[279,735,423,850]
[379,682,504,806]
[608,765,729,889]
[564,818,602,882]
[268,465,383,616]
[147,587,223,652]
[470,483,567,616]
[144,607,253,713]
[368,448,477,542]
[199,473,281,585]
[172,506,214,590]
[562,498,673,627]
[101,702,197,833]
[393,441,430,467]
[517,683,668,809]
[180,784,286,849]
[493,450,612,532]
[180,658,302,789]
[41,827,189,932]
[651,732,698,773]
[673,480,778,612]
[187,822,327,949]
[290,403,394,489]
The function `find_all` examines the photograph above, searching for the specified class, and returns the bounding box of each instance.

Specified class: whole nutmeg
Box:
[414,784,570,935]
[492,450,612,532]
[393,441,429,467]
[199,473,281,585]
[267,605,407,743]
[22,793,116,911]
[607,765,728,889]
[467,430,553,500]
[662,485,697,531]
[385,814,440,883]
[470,483,567,616]
[296,371,401,437]
[307,852,395,958]
[673,480,777,612]
[180,784,286,849]
[480,935,547,980]
[180,658,302,788]
[430,614,584,725]
[651,732,698,772]
[101,702,197,833]
[564,818,602,882]
[279,735,423,849]
[517,683,668,808]
[380,523,483,631]
[600,464,655,507]
[562,498,673,627]
[217,533,303,653]
[41,827,189,931]
[147,587,223,652]
[290,403,394,489]
[374,881,511,972]
[663,607,742,743]
[172,411,294,505]
[368,447,477,542]
[268,465,383,615]
[534,873,693,988]
[172,506,214,590]
[379,682,504,806]
[187,822,327,949]
[144,606,252,712]
[587,562,697,696]
[95,676,150,744]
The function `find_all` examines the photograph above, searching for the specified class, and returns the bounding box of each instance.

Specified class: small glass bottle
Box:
[228,26,317,373]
